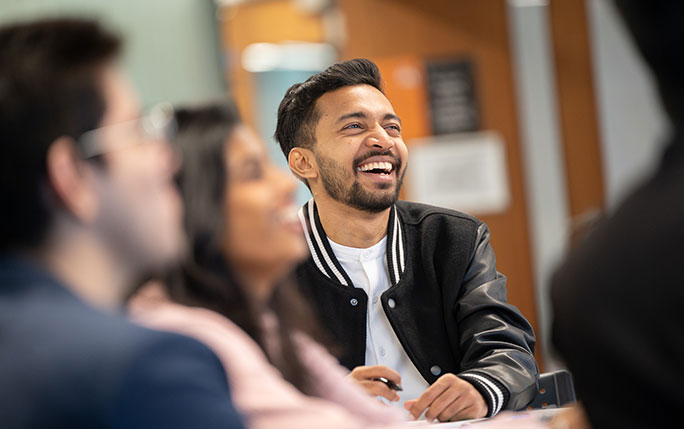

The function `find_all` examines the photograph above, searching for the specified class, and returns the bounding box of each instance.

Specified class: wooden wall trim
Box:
[549,0,605,223]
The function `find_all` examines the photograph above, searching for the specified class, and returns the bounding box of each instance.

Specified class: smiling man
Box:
[275,58,538,422]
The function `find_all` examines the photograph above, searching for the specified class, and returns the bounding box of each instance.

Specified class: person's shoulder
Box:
[99,334,242,429]
[14,286,220,379]
[109,321,243,429]
[115,322,228,385]
[85,308,228,380]
[1,288,232,424]
[130,293,264,366]
[562,161,684,270]
[551,161,684,314]
[0,262,239,427]
[396,200,482,228]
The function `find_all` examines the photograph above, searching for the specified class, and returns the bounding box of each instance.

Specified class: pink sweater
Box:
[128,285,409,429]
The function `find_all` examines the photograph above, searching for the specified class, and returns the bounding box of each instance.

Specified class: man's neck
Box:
[34,225,129,311]
[314,195,391,248]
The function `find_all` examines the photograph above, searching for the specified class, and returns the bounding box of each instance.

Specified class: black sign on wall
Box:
[426,58,480,135]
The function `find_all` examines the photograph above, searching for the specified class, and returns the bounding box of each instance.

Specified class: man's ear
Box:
[46,137,99,223]
[288,147,318,181]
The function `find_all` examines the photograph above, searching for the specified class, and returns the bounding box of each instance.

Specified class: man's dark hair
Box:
[613,0,684,124]
[0,18,121,251]
[274,58,383,159]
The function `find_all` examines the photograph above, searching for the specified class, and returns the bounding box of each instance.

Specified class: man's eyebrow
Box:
[336,111,367,123]
[336,111,402,124]
[384,113,402,125]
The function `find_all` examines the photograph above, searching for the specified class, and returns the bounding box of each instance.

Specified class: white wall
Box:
[508,0,670,370]
[0,0,226,107]
[507,0,571,370]
[587,0,669,210]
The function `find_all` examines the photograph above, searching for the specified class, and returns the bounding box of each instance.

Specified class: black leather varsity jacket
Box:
[295,199,539,415]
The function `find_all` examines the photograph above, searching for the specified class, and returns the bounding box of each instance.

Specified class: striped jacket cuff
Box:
[459,372,510,417]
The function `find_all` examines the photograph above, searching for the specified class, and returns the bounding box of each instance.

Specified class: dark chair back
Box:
[525,370,576,409]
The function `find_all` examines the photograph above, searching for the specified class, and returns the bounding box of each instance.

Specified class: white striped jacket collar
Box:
[298,199,406,288]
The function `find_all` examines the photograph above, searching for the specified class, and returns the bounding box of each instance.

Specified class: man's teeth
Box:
[357,161,393,173]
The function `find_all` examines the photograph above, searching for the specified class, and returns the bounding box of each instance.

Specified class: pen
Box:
[371,377,403,391]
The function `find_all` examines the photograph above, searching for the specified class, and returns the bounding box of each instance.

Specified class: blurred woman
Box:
[128,102,406,428]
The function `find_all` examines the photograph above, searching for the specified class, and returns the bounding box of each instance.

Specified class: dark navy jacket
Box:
[0,256,244,429]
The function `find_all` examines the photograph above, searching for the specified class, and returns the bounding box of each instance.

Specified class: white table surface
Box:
[404,407,566,428]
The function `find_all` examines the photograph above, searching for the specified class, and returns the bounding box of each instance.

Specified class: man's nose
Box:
[365,126,395,150]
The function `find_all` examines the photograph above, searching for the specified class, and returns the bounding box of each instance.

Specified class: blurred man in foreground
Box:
[552,1,684,427]
[0,18,243,428]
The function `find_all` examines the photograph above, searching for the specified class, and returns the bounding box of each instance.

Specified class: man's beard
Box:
[315,151,405,213]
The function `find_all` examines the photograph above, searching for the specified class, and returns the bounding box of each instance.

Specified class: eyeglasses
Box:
[77,102,176,159]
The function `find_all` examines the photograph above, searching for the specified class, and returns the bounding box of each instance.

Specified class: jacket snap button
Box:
[430,365,441,376]
[387,298,396,309]
[350,298,359,306]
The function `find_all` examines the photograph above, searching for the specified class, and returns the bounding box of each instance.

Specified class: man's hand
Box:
[404,374,487,422]
[347,365,401,402]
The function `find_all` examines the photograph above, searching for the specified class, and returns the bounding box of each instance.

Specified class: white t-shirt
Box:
[328,236,429,410]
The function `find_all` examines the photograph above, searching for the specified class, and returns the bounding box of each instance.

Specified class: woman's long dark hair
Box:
[164,101,319,393]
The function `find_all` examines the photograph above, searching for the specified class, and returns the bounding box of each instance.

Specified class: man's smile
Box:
[354,153,401,183]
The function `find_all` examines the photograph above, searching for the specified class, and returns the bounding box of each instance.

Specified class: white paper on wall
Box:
[406,131,510,215]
